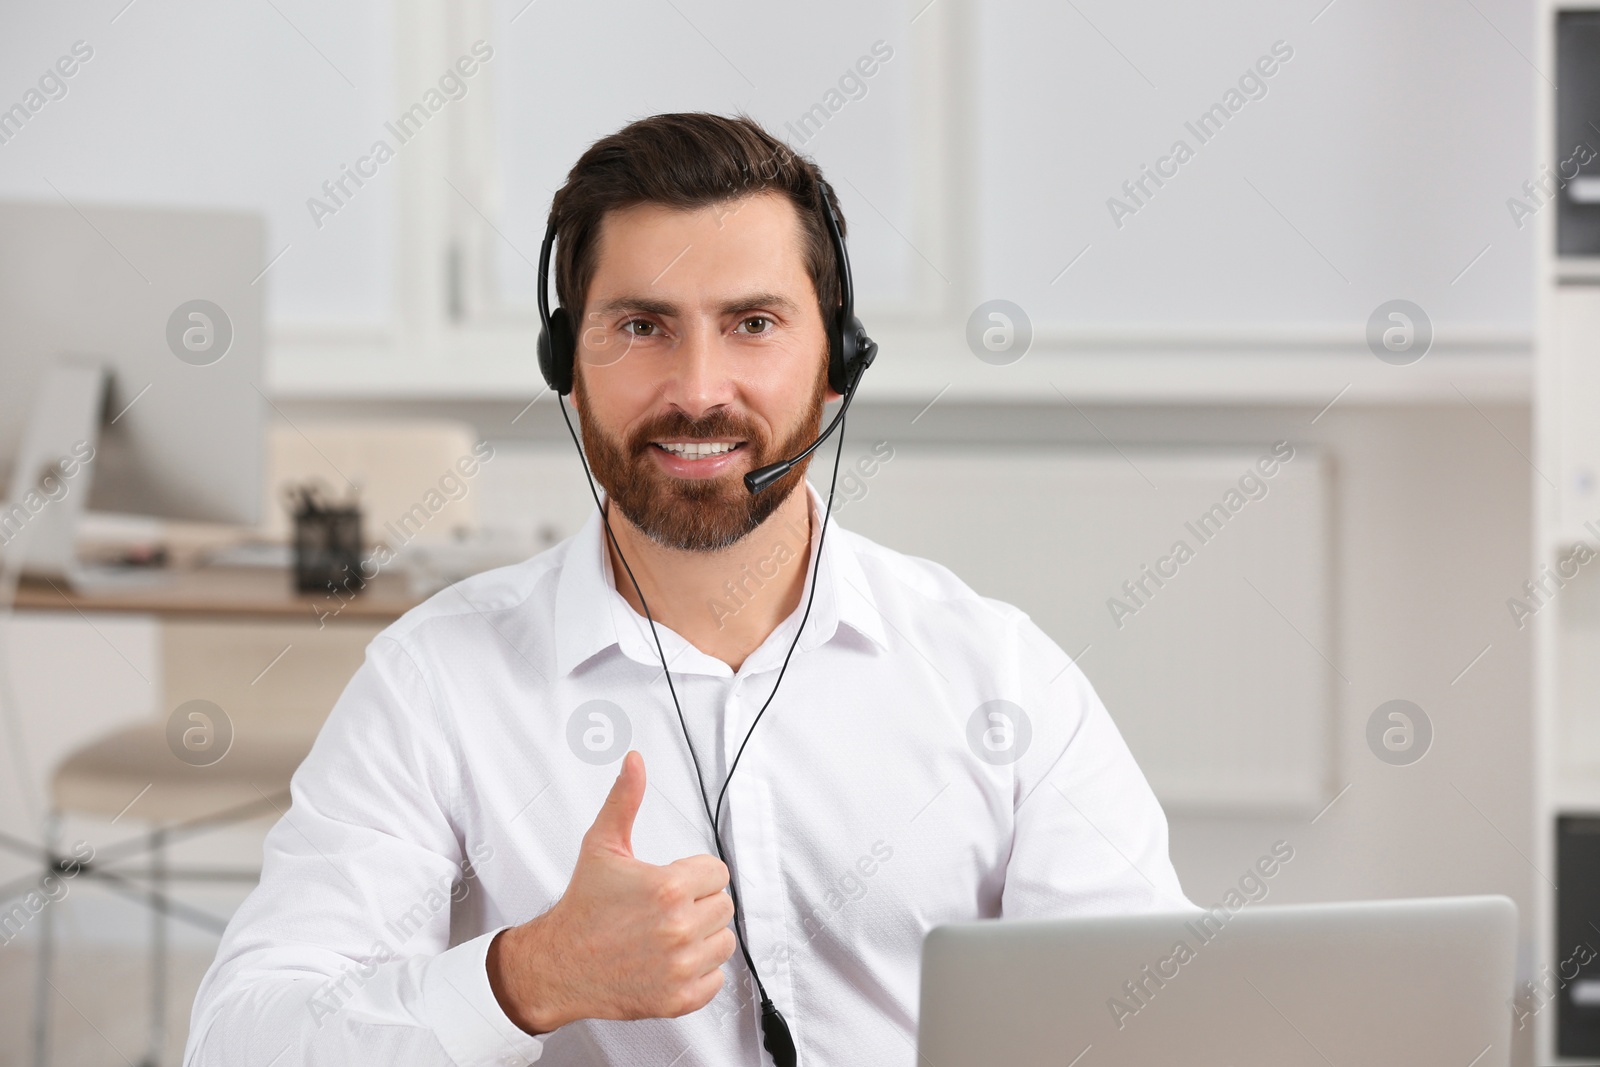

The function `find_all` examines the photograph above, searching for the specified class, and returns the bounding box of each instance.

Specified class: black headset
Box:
[539,179,874,1066]
[536,180,876,443]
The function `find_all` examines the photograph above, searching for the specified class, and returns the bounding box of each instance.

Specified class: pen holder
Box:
[287,482,366,595]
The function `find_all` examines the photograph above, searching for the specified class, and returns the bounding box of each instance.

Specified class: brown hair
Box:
[548,113,844,331]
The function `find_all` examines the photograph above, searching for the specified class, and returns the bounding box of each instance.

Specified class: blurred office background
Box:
[0,0,1568,1063]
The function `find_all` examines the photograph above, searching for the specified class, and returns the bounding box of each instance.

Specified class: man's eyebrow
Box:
[718,292,801,316]
[592,295,679,317]
[591,292,803,318]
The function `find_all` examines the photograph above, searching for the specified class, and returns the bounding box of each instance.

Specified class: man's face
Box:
[570,191,836,552]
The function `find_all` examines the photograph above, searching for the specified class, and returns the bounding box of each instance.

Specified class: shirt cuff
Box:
[420,927,546,1067]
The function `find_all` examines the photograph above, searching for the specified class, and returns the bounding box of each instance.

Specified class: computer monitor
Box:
[0,200,264,582]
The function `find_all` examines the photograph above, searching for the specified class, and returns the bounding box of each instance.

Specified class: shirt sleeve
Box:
[183,634,546,1067]
[1000,613,1195,918]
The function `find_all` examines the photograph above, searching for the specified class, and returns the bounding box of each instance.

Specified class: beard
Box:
[574,365,827,553]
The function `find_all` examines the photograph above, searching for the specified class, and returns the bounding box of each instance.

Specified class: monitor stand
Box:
[0,362,170,592]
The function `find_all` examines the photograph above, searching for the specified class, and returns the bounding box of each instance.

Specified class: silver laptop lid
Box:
[918,895,1517,1067]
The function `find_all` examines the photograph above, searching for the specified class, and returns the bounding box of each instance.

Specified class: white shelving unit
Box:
[1537,2,1600,1061]
[267,321,1531,405]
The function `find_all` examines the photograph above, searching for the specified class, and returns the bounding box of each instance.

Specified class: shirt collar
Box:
[551,482,887,677]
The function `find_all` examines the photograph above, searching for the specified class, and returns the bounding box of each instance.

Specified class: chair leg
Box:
[32,810,59,1067]
[143,827,168,1067]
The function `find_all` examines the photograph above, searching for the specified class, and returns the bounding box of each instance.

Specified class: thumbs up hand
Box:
[487,751,738,1035]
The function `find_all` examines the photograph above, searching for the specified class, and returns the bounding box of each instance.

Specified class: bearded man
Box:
[185,113,1188,1067]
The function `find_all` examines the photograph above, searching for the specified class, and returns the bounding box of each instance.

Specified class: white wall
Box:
[1,0,1539,353]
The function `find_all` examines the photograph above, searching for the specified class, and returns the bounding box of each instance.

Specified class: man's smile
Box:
[650,439,748,461]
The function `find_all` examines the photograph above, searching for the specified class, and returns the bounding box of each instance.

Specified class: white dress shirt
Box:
[185,485,1190,1067]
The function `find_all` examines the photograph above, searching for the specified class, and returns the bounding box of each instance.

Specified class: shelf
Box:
[266,324,1533,406]
[1553,769,1600,812]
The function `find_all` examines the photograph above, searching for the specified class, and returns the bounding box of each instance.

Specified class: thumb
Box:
[585,750,645,857]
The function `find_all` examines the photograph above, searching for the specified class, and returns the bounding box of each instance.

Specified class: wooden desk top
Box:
[11,566,425,622]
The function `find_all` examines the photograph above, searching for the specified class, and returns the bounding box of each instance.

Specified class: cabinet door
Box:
[1555,287,1600,542]
[833,446,1332,811]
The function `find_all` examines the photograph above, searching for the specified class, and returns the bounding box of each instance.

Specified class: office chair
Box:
[0,618,378,1067]
[0,417,483,1065]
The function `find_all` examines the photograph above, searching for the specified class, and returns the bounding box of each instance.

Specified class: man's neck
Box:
[602,487,815,672]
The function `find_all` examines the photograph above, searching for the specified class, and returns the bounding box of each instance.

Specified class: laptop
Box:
[917,895,1517,1066]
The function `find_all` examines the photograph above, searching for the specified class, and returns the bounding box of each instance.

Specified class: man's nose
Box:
[666,320,737,419]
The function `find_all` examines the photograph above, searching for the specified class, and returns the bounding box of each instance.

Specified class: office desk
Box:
[11,565,424,622]
[7,567,426,759]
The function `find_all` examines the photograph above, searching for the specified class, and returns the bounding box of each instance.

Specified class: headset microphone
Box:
[744,180,877,495]
[539,174,871,1067]
[743,355,870,495]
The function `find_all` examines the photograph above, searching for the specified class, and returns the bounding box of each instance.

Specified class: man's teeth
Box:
[658,441,738,459]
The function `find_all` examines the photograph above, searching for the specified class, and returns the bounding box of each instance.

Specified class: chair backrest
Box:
[260,419,484,548]
[155,419,483,743]
[161,618,383,737]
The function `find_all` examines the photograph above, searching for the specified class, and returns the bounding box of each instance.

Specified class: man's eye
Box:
[623,320,656,337]
[735,316,771,334]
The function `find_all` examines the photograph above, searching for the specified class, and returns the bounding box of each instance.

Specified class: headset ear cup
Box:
[849,316,876,377]
[829,312,855,395]
[537,323,555,391]
[539,307,576,394]
[828,313,875,394]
